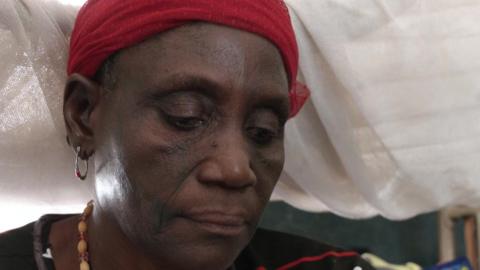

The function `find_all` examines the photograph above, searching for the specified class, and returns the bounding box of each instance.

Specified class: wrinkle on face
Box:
[91,22,289,270]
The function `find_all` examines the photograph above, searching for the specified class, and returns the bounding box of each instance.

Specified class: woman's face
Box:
[70,23,289,269]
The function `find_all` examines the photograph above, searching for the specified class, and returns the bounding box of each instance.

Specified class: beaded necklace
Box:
[77,201,94,270]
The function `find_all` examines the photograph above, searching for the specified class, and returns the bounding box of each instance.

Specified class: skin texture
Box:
[60,23,289,270]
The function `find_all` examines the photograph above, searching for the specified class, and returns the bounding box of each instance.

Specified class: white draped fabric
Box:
[1,0,480,231]
[273,0,480,219]
[0,0,89,232]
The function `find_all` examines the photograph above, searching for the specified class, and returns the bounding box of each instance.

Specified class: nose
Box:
[196,131,257,189]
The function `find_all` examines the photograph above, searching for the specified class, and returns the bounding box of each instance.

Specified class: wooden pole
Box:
[464,215,478,270]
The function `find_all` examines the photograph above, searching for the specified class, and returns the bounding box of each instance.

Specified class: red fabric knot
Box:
[68,0,309,117]
[289,81,310,117]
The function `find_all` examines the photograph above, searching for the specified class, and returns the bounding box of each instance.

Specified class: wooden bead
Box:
[83,205,93,217]
[78,201,94,270]
[77,239,88,253]
[80,260,90,270]
[78,221,87,233]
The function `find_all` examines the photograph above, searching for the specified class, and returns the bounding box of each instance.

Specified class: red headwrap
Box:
[68,0,309,117]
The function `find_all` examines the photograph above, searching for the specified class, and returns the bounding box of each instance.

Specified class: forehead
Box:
[111,23,289,96]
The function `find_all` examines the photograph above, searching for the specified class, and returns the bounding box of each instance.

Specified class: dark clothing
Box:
[0,214,373,270]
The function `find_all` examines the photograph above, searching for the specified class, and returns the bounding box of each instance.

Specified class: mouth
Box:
[182,211,248,237]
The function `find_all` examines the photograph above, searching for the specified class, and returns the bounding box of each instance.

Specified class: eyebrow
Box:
[144,73,223,101]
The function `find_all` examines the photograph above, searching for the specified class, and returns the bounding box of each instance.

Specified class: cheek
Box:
[93,102,196,228]
[249,143,286,213]
[93,98,139,222]
[254,141,285,182]
[121,112,198,187]
[115,111,205,216]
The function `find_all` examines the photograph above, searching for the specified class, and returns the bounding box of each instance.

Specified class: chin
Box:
[148,242,241,270]
[137,222,249,270]
[180,251,238,270]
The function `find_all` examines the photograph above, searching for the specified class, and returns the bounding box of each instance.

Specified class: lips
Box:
[181,210,248,236]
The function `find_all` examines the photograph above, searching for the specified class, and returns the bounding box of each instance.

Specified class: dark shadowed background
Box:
[260,202,466,267]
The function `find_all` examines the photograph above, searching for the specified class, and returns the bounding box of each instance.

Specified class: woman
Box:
[0,0,373,269]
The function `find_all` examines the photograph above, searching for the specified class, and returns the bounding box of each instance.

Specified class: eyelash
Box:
[165,113,281,145]
[246,126,281,145]
[165,114,207,131]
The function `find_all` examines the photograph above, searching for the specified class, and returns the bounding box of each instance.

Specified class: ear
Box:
[63,73,102,160]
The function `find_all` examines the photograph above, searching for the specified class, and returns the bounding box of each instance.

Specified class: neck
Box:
[88,206,159,270]
[49,216,81,270]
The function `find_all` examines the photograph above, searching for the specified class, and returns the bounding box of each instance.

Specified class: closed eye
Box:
[246,126,279,145]
[165,115,206,131]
